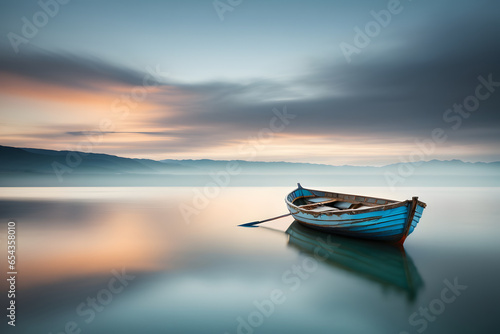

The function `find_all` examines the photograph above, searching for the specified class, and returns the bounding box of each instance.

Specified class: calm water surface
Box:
[1,187,499,334]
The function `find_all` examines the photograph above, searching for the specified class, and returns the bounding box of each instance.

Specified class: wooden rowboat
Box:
[285,184,426,244]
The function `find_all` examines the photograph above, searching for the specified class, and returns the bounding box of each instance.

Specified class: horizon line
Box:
[2,144,499,168]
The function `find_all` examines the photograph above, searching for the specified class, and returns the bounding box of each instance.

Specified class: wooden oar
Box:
[239,213,292,227]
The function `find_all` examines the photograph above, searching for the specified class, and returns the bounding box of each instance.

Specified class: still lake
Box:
[1,186,499,334]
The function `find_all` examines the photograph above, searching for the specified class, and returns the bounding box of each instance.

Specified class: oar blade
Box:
[238,221,261,227]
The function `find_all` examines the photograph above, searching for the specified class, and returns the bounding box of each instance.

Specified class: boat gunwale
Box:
[285,186,427,217]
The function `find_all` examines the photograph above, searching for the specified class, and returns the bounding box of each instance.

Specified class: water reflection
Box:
[3,187,498,333]
[285,221,424,301]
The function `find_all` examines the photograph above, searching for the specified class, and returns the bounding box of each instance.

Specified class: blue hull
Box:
[285,184,426,243]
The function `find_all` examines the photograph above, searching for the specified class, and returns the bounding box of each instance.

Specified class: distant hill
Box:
[1,145,499,186]
[161,158,500,176]
[0,145,190,175]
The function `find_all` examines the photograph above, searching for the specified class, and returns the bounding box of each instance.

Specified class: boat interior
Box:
[293,193,396,213]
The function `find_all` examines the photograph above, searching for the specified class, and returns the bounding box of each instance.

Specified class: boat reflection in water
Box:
[285,221,424,301]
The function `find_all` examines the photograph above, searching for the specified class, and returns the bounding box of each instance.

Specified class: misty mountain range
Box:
[1,145,499,186]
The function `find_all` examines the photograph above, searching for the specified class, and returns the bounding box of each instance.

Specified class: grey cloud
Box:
[1,2,499,158]
[0,49,163,93]
[155,2,500,144]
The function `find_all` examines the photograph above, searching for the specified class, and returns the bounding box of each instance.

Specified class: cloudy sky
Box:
[1,0,499,165]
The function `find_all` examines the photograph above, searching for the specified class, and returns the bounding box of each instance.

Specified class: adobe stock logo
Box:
[213,0,244,21]
[339,0,415,63]
[399,277,467,334]
[7,0,71,54]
